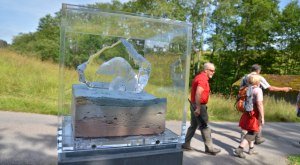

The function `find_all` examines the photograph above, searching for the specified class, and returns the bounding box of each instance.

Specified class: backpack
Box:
[235,85,254,113]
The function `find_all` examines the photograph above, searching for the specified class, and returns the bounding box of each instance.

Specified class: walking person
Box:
[235,74,264,158]
[182,62,221,155]
[296,92,300,117]
[296,92,300,145]
[239,64,292,144]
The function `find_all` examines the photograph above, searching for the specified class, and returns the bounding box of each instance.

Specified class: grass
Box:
[0,48,76,115]
[208,94,300,122]
[144,85,186,120]
[0,48,299,123]
[288,155,300,165]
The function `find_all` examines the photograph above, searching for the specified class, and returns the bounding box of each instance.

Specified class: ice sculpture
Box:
[76,39,151,93]
[77,62,90,87]
[96,57,138,92]
[120,39,151,93]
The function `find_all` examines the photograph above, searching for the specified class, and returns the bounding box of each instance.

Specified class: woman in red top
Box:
[235,74,265,159]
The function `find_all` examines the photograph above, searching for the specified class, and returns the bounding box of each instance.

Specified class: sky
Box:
[0,0,295,44]
[0,0,129,44]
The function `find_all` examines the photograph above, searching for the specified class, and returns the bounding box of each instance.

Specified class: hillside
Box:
[0,48,299,122]
[0,48,76,115]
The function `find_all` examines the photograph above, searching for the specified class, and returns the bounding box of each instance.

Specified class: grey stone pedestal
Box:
[58,147,183,165]
[57,114,183,165]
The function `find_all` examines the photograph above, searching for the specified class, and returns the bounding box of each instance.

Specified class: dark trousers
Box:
[185,104,208,142]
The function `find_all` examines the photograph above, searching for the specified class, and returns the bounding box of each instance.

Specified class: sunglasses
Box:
[207,69,215,73]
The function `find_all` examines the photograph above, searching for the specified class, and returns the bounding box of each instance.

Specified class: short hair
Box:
[251,64,261,72]
[248,74,260,85]
[203,62,215,70]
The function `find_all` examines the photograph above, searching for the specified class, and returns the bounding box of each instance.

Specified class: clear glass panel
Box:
[58,4,192,155]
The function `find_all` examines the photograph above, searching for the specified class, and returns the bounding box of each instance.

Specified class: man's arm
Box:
[267,86,292,92]
[194,86,204,117]
[260,76,292,92]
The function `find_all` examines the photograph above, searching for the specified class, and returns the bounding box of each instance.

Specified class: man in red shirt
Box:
[182,62,221,155]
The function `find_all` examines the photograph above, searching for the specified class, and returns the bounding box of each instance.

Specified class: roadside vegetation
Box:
[288,155,300,165]
[0,48,75,115]
[10,1,300,96]
[1,48,299,123]
[208,94,299,122]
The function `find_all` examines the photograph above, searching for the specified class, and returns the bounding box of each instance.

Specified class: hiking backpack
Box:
[235,75,254,113]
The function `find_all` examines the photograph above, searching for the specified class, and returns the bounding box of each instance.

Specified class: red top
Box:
[190,71,210,104]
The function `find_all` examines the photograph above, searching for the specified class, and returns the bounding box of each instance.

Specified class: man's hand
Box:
[283,87,292,92]
[194,107,200,117]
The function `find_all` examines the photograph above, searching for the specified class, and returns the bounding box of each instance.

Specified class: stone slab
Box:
[58,148,183,165]
[72,83,167,138]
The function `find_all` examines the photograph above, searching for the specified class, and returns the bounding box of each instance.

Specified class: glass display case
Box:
[57,3,192,164]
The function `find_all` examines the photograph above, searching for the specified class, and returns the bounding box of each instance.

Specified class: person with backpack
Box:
[239,64,292,145]
[235,74,264,158]
[182,62,221,155]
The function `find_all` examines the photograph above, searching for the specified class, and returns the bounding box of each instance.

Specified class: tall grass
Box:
[207,94,300,122]
[0,48,76,115]
[263,96,299,122]
[288,155,300,165]
[144,85,186,120]
[0,48,299,122]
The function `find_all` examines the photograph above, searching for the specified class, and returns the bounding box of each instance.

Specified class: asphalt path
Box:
[0,111,299,165]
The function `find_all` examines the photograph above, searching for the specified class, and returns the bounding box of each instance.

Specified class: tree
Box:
[35,14,60,61]
[209,0,281,94]
[12,13,60,62]
[276,1,300,74]
[122,0,216,79]
[183,0,215,74]
[0,39,8,48]
[12,32,37,55]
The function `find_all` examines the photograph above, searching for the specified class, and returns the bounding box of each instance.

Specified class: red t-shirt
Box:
[190,71,210,104]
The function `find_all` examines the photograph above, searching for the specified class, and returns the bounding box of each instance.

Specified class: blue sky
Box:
[0,0,129,44]
[0,0,295,44]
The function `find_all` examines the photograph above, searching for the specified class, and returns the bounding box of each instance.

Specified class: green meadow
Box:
[0,48,299,122]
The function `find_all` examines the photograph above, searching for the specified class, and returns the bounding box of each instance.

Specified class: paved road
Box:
[0,111,299,165]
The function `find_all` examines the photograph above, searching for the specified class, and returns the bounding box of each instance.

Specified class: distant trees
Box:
[0,39,8,48]
[207,0,300,94]
[12,14,60,61]
[275,1,300,75]
[10,0,300,95]
[208,0,282,93]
